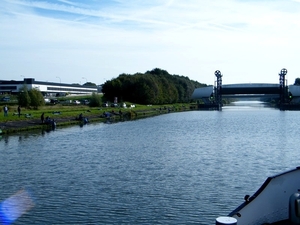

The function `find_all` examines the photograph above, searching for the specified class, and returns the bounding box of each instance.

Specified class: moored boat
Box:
[216,166,300,224]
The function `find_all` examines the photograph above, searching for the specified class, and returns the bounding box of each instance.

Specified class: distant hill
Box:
[102,68,208,104]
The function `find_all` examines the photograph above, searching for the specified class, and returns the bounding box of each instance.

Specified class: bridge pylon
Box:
[279,68,288,110]
[214,70,223,111]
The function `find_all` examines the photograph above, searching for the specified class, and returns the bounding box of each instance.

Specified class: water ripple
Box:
[1,108,300,224]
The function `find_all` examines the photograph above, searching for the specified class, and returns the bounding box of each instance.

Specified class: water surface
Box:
[1,103,300,224]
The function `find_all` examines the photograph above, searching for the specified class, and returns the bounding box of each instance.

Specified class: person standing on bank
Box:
[3,105,8,117]
[41,113,45,124]
[17,106,21,117]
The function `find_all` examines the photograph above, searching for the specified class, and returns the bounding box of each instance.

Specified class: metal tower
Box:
[279,68,287,109]
[214,70,223,111]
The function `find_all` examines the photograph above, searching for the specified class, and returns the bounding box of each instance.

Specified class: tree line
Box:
[102,68,208,104]
[15,68,209,108]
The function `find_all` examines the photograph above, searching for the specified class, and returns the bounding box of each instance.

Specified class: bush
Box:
[18,85,31,108]
[89,92,102,107]
[28,88,45,109]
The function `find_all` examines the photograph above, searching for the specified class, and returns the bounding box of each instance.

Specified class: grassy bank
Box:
[0,103,191,135]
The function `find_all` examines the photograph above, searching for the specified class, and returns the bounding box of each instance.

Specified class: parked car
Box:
[102,103,108,107]
[50,99,59,104]
[73,100,80,105]
[1,97,10,102]
[82,99,89,105]
[111,103,118,107]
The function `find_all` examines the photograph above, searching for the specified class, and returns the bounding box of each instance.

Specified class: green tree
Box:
[18,84,31,108]
[294,78,300,85]
[102,68,208,104]
[83,82,97,86]
[28,88,45,109]
[89,92,102,107]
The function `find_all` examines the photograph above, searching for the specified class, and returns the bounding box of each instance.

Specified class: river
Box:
[0,101,300,224]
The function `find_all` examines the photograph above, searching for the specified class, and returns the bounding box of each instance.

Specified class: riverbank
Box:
[0,105,190,135]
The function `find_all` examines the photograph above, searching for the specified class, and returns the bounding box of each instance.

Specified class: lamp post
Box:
[82,77,87,95]
[56,76,61,95]
[82,77,87,85]
[19,75,26,93]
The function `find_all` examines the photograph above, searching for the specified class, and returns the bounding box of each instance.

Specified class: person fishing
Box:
[3,105,8,117]
[17,106,21,117]
[41,113,45,123]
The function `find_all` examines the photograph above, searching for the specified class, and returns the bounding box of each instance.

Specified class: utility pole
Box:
[56,76,61,96]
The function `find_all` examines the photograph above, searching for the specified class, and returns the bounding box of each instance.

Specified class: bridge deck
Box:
[192,84,300,99]
[221,86,280,95]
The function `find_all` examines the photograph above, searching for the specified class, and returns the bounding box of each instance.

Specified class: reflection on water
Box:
[224,100,275,110]
[1,109,300,224]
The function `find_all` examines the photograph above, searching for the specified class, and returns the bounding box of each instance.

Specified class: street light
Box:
[20,75,26,91]
[56,76,61,95]
[82,77,87,85]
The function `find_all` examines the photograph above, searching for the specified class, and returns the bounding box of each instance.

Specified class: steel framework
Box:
[214,70,223,111]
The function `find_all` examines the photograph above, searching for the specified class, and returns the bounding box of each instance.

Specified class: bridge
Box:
[191,68,300,110]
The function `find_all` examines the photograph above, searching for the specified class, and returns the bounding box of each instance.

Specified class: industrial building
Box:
[0,78,100,96]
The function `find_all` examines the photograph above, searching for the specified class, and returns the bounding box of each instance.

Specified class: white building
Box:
[0,78,100,96]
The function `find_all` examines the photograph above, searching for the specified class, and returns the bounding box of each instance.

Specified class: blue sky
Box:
[1,0,300,85]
